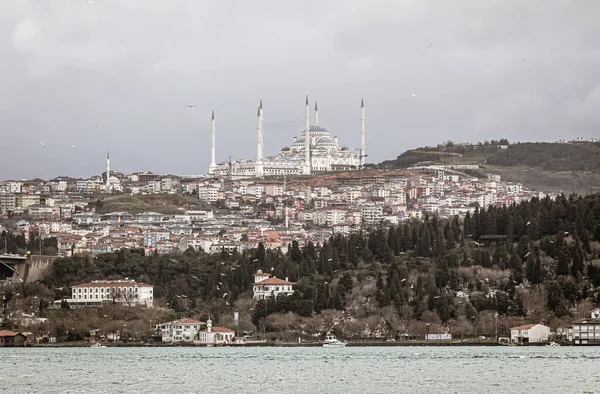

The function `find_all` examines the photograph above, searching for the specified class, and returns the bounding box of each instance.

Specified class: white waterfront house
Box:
[571,309,600,345]
[252,270,294,300]
[53,279,154,308]
[197,319,235,345]
[159,318,205,343]
[510,323,550,344]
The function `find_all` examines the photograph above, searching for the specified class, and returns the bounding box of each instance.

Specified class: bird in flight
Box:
[412,93,417,98]
[428,41,434,48]
[39,141,45,148]
[92,124,98,128]
[87,0,96,4]
[187,105,196,108]
[71,145,76,148]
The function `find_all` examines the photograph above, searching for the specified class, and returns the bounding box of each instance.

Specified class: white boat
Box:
[92,342,106,348]
[323,335,346,347]
[545,341,560,347]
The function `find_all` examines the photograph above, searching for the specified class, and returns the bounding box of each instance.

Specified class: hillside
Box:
[5,193,600,343]
[95,194,211,215]
[381,141,600,194]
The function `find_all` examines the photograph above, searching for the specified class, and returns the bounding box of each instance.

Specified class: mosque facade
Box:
[208,96,366,179]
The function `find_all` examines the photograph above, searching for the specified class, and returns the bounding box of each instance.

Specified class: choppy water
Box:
[2,346,598,393]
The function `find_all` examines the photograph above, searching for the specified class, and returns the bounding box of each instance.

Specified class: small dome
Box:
[281,146,290,151]
[257,269,263,274]
[341,147,350,151]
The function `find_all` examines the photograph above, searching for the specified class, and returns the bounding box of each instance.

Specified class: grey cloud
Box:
[0,0,598,179]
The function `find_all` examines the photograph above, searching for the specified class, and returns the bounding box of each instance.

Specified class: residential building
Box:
[0,330,27,347]
[252,270,294,300]
[510,323,550,344]
[143,230,171,248]
[159,318,205,343]
[571,309,600,345]
[198,319,235,345]
[0,194,16,212]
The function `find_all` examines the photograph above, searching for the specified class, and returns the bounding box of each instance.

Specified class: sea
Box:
[1,346,598,393]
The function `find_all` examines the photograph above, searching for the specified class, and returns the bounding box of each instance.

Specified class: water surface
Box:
[2,346,597,393]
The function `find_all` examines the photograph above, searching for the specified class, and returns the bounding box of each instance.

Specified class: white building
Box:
[211,96,365,178]
[54,279,154,308]
[159,318,205,343]
[571,308,600,345]
[252,270,294,300]
[510,323,550,344]
[361,205,383,226]
[198,319,235,345]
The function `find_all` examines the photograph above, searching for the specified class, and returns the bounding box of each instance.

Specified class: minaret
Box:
[209,110,217,175]
[314,102,319,125]
[360,98,366,169]
[303,95,311,175]
[255,102,264,177]
[259,99,264,162]
[105,150,110,190]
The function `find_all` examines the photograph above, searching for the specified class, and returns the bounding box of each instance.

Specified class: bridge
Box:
[0,254,58,284]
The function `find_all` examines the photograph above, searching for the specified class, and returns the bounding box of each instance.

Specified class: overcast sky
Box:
[1,0,598,180]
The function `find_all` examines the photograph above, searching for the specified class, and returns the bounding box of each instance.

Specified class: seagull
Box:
[222,293,228,298]
[524,252,531,258]
[170,258,178,263]
[412,94,417,98]
[87,0,95,4]
[526,221,531,225]
[218,282,223,286]
[221,262,225,265]
[253,259,258,262]
[271,267,275,271]
[70,145,76,148]
[220,273,226,277]
[428,41,434,48]
[92,124,98,128]
[400,278,407,282]
[39,141,45,148]
[216,285,221,290]
[192,276,198,280]
[231,267,236,271]
[474,241,482,246]
[187,104,196,108]
[433,296,440,299]
[226,301,230,305]
[327,258,333,261]
[564,232,569,236]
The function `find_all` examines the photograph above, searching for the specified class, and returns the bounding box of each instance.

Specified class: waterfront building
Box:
[197,319,235,345]
[510,323,550,344]
[159,318,205,343]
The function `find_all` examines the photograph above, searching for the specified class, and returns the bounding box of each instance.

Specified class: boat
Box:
[91,342,106,348]
[545,341,560,347]
[323,334,346,347]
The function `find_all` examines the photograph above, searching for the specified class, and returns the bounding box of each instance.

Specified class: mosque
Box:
[208,95,366,178]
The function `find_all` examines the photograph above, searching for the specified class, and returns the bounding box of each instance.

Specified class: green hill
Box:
[381,141,600,194]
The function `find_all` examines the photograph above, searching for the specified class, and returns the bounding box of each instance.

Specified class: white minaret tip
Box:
[361,97,364,107]
[314,102,319,125]
[209,109,217,175]
[305,94,309,105]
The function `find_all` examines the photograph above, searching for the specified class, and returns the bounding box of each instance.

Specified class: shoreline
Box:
[25,341,568,348]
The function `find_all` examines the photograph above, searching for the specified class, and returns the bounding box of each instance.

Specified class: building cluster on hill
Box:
[0,168,553,258]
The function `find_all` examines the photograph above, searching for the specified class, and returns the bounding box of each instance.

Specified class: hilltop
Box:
[380,140,600,194]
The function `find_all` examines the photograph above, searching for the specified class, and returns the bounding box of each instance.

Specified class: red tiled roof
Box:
[163,318,205,325]
[510,324,537,330]
[0,330,18,337]
[253,273,272,277]
[74,282,153,288]
[254,277,294,285]
[202,326,234,333]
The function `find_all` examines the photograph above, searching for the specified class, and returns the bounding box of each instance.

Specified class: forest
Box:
[3,193,600,341]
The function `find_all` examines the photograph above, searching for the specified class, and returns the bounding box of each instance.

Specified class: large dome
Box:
[309,125,328,132]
